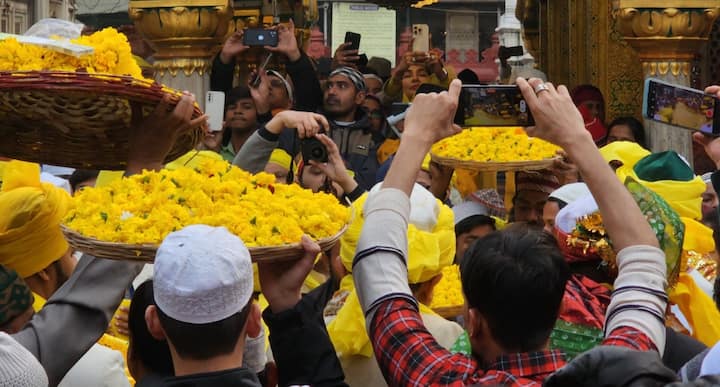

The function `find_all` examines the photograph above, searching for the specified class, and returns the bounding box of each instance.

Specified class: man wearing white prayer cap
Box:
[144,225,349,386]
[543,183,591,233]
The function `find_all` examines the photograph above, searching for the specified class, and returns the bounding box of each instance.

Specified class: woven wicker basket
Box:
[0,71,204,170]
[62,224,348,263]
[432,305,464,319]
[430,153,558,172]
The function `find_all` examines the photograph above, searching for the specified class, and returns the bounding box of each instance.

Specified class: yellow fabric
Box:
[328,275,439,357]
[165,150,223,171]
[453,169,480,198]
[600,142,705,220]
[377,139,400,165]
[96,171,124,188]
[258,294,270,352]
[669,272,720,347]
[599,141,651,168]
[267,149,292,170]
[681,217,715,254]
[421,154,432,172]
[331,191,455,356]
[0,161,71,278]
[339,193,456,284]
[32,292,46,312]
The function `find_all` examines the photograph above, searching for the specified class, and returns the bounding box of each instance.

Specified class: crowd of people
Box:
[4,19,720,387]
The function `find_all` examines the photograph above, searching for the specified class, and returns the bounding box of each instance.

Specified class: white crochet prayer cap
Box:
[0,332,48,387]
[548,182,591,207]
[154,225,253,324]
[452,201,489,225]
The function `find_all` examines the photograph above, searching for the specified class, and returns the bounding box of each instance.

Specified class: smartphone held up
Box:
[455,85,534,127]
[206,91,225,132]
[243,28,279,47]
[643,78,720,135]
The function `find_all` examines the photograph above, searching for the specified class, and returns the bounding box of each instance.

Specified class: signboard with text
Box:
[331,3,396,67]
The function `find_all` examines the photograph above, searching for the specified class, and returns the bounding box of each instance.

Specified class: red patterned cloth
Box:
[369,297,656,386]
[559,274,611,329]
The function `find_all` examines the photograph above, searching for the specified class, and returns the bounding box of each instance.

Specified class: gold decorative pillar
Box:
[613,2,720,157]
[129,0,234,110]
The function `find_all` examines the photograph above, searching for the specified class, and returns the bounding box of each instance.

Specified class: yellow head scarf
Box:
[330,188,455,357]
[267,149,292,170]
[165,150,224,171]
[599,141,705,221]
[0,161,71,278]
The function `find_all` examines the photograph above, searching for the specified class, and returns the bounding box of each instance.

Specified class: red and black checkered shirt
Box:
[370,298,657,386]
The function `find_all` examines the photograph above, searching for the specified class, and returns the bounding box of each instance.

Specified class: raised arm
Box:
[352,80,477,385]
[13,94,204,387]
[518,78,667,353]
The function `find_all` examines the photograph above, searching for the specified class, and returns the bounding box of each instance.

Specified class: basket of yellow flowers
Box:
[430,127,560,172]
[430,265,465,318]
[62,159,351,262]
[0,28,204,170]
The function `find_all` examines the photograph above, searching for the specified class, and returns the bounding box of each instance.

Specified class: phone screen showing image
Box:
[644,79,719,135]
[456,85,534,127]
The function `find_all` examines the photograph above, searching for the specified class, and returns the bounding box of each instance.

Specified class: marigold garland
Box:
[0,28,144,79]
[64,159,351,247]
[431,127,560,162]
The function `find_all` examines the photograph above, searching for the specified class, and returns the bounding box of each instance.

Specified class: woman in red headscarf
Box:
[572,84,607,144]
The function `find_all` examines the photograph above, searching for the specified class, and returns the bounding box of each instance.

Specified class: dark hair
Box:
[156,300,252,360]
[460,226,570,351]
[455,215,496,237]
[68,169,99,192]
[225,86,252,111]
[128,280,173,376]
[607,116,646,148]
[547,197,568,210]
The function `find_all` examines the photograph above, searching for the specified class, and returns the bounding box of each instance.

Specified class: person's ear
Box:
[145,305,167,340]
[245,302,262,338]
[35,268,51,282]
[355,90,367,105]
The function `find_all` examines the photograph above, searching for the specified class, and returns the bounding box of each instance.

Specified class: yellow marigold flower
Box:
[430,265,465,308]
[0,27,144,80]
[65,160,351,247]
[432,127,559,163]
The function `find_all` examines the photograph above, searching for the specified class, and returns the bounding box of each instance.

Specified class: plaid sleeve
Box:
[601,326,658,352]
[369,298,477,386]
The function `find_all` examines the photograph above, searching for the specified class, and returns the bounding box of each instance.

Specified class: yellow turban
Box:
[267,149,292,171]
[600,141,705,220]
[339,190,455,283]
[330,187,455,357]
[0,161,70,278]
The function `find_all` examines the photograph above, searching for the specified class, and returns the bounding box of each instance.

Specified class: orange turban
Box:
[0,161,70,278]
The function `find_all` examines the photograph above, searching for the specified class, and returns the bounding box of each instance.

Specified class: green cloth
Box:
[220,142,236,162]
[633,151,694,182]
[0,264,33,326]
[625,177,684,284]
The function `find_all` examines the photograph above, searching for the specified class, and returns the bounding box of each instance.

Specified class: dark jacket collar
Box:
[154,367,261,387]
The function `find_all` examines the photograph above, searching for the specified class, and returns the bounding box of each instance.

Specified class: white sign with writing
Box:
[331,3,397,67]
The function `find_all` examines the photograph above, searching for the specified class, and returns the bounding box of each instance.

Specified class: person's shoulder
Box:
[58,344,129,387]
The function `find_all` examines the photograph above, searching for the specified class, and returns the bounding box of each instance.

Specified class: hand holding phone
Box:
[455,85,534,127]
[243,28,279,47]
[344,31,361,52]
[206,91,226,132]
[643,78,719,135]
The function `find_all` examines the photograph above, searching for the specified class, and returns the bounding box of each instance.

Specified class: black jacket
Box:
[155,368,261,387]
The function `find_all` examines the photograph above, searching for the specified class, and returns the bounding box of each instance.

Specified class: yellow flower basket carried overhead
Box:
[430,127,561,172]
[62,159,351,262]
[0,28,205,170]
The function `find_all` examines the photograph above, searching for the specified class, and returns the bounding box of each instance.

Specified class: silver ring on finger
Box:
[534,83,550,95]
